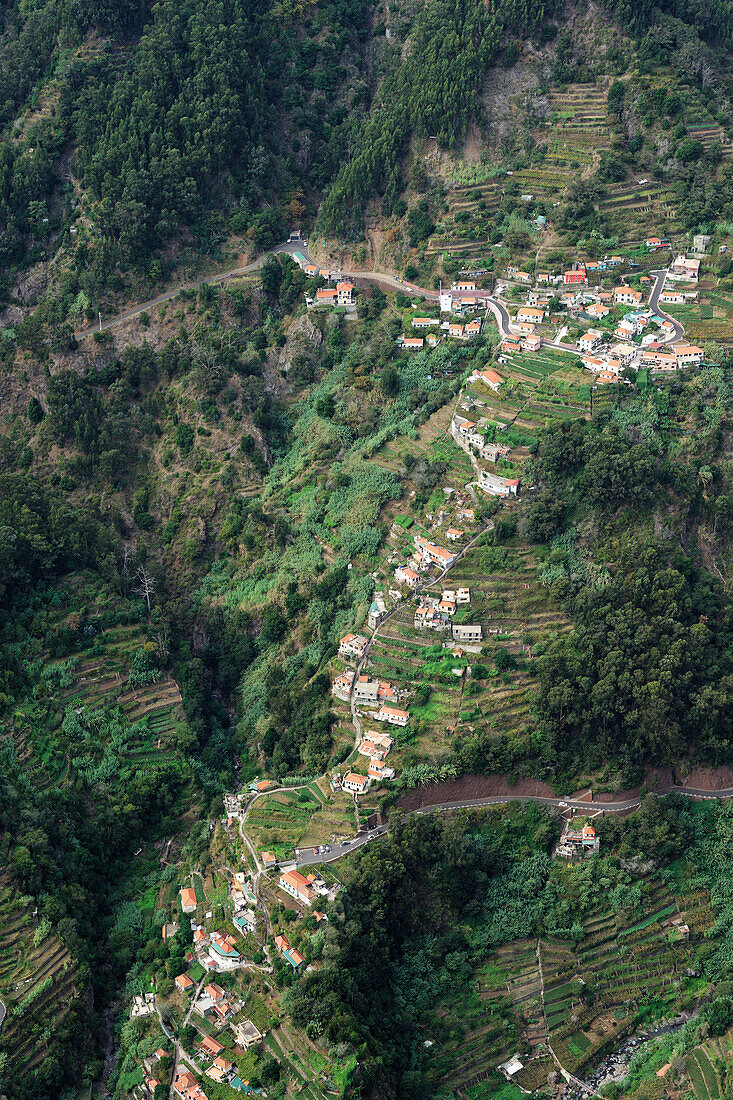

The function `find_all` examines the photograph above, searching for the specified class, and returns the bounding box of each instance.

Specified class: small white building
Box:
[452,623,482,644]
[342,772,370,794]
[478,470,520,497]
[375,706,409,727]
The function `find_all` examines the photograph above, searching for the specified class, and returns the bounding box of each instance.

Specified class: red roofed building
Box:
[279,869,317,906]
[180,887,197,913]
[563,268,586,285]
[199,1034,225,1058]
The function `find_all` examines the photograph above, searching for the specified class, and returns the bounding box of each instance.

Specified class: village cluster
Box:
[500,255,703,380]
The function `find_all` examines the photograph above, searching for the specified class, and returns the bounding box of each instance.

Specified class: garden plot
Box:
[245,789,354,860]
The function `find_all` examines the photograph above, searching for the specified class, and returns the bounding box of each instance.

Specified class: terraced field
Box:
[0,881,82,1077]
[425,876,717,1093]
[10,574,191,787]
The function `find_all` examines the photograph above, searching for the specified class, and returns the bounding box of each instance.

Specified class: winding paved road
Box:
[72,239,553,345]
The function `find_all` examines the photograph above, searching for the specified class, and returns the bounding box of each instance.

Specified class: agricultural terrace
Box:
[425,872,715,1093]
[663,288,733,344]
[362,535,571,756]
[12,572,191,787]
[244,786,359,862]
[0,881,81,1078]
[465,347,592,432]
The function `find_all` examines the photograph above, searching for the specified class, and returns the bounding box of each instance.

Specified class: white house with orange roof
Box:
[337,281,354,305]
[180,887,197,913]
[413,534,457,568]
[342,772,370,794]
[614,286,643,306]
[395,564,420,588]
[516,306,545,324]
[469,368,504,391]
[402,336,424,349]
[445,527,463,541]
[578,330,603,354]
[478,470,519,497]
[674,344,703,366]
[339,633,369,659]
[374,705,409,727]
[279,869,317,906]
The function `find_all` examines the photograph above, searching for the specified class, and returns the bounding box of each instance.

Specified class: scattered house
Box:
[260,851,276,869]
[448,323,465,339]
[427,333,439,347]
[515,270,532,284]
[453,280,476,291]
[368,760,396,781]
[563,268,587,285]
[609,342,635,366]
[403,337,424,349]
[304,264,320,277]
[377,680,396,702]
[642,350,676,370]
[207,1056,234,1083]
[353,675,379,704]
[339,633,369,659]
[395,565,420,589]
[342,772,370,793]
[660,289,697,305]
[451,623,482,644]
[577,330,603,353]
[233,1020,263,1048]
[536,271,550,283]
[596,370,619,384]
[175,973,195,993]
[173,1069,209,1100]
[516,306,545,324]
[670,255,700,281]
[465,319,481,337]
[336,281,354,306]
[414,534,457,568]
[645,236,665,249]
[233,909,257,934]
[585,302,610,321]
[581,355,606,373]
[374,706,409,727]
[368,593,387,630]
[445,527,463,541]
[469,368,504,391]
[614,286,643,306]
[280,869,317,906]
[145,1077,161,1096]
[180,887,197,914]
[674,343,703,366]
[615,318,638,342]
[210,934,240,961]
[332,670,355,701]
[693,234,711,253]
[500,337,521,354]
[200,1035,225,1060]
[438,598,456,616]
[557,822,600,858]
[315,287,338,304]
[478,469,520,497]
[412,317,435,328]
[513,321,535,336]
[162,922,179,941]
[274,934,305,968]
[443,587,470,605]
[501,1057,524,1078]
[522,333,541,352]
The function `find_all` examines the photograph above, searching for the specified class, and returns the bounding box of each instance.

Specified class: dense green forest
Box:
[285,797,733,1098]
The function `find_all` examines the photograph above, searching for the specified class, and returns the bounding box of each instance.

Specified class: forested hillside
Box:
[6,0,733,1093]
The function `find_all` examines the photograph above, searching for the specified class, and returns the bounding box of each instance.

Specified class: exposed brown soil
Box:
[683,765,733,791]
[398,773,555,811]
[396,762,733,812]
